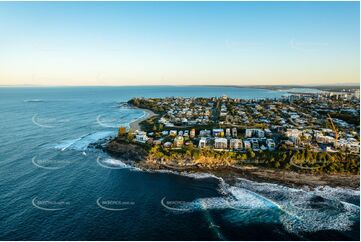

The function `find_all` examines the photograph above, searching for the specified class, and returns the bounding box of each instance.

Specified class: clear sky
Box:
[0,1,359,86]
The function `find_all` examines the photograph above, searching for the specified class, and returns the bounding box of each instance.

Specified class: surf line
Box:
[58,133,90,151]
[200,200,227,241]
[243,188,302,222]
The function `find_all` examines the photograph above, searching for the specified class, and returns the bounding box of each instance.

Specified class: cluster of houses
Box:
[130,95,359,154]
[132,127,276,152]
[153,98,213,127]
[283,128,360,153]
[218,99,316,130]
[132,124,359,154]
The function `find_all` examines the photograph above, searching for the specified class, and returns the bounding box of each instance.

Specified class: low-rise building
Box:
[213,129,224,137]
[266,139,276,150]
[198,137,207,148]
[135,131,148,143]
[232,128,237,137]
[229,139,243,150]
[173,136,184,148]
[199,129,211,137]
[250,139,259,150]
[225,128,231,137]
[214,138,228,149]
[245,129,264,138]
[190,128,196,138]
[169,130,177,136]
[243,140,251,149]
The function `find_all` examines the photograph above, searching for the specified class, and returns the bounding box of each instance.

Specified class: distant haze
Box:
[0,1,359,86]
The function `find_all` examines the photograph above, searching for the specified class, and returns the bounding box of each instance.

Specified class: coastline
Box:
[105,139,360,190]
[106,105,360,190]
[129,107,157,131]
[125,160,360,190]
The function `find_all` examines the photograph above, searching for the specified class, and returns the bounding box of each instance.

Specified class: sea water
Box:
[0,86,359,240]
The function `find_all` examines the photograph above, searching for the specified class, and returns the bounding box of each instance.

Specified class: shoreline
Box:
[129,107,157,131]
[127,161,360,190]
[104,139,360,190]
[108,106,360,190]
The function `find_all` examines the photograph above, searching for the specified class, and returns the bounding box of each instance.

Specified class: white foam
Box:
[148,169,222,181]
[230,178,360,233]
[54,131,115,151]
[179,172,221,180]
[164,176,359,234]
[24,99,45,103]
[101,158,131,168]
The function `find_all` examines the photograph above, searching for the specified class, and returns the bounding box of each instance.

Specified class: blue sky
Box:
[0,1,359,86]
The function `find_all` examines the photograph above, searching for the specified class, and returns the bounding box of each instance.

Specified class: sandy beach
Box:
[129,108,157,131]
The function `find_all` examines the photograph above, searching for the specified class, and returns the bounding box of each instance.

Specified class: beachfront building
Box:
[232,128,237,137]
[190,128,196,138]
[337,138,360,153]
[229,139,243,150]
[198,137,207,148]
[163,142,172,148]
[199,129,211,137]
[315,133,336,144]
[214,138,228,149]
[285,129,302,145]
[244,140,251,149]
[169,130,177,136]
[266,139,276,150]
[135,131,148,143]
[213,129,224,137]
[225,128,231,137]
[173,136,184,148]
[250,139,260,150]
[245,129,264,138]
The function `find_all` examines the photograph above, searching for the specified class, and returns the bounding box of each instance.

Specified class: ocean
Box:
[0,86,359,240]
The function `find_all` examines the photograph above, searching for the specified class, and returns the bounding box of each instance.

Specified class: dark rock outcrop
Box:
[106,139,148,162]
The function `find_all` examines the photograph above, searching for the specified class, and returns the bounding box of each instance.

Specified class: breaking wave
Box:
[54,131,115,151]
[161,176,359,234]
[179,172,221,180]
[51,128,359,235]
[96,157,141,171]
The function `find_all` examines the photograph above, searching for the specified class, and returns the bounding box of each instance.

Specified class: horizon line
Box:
[0,83,359,88]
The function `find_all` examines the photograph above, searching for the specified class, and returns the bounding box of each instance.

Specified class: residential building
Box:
[169,130,177,136]
[173,136,184,148]
[200,129,211,137]
[245,129,264,138]
[250,139,259,150]
[135,131,148,143]
[214,138,228,149]
[266,139,276,150]
[213,129,224,137]
[243,140,251,149]
[198,137,207,148]
[225,128,231,137]
[229,139,243,150]
[232,128,237,137]
[190,129,196,138]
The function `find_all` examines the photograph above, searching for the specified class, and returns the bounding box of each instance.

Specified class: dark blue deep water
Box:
[0,86,359,240]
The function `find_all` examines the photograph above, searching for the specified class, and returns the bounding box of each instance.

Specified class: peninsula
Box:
[106,91,360,188]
